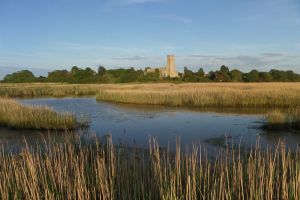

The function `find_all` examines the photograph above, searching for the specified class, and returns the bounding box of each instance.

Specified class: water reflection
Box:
[0,97,298,152]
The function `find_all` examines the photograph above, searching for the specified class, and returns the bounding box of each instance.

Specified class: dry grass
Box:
[0,83,101,97]
[96,83,300,108]
[265,108,300,130]
[1,135,300,199]
[0,97,80,130]
[1,82,300,108]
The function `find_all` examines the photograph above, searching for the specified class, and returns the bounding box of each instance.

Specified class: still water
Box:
[1,98,299,152]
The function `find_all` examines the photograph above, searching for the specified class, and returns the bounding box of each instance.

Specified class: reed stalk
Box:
[0,135,299,199]
[0,97,80,130]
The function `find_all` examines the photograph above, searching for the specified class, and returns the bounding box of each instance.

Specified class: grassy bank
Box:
[96,83,300,108]
[1,136,300,199]
[264,108,300,130]
[0,83,101,97]
[0,97,80,130]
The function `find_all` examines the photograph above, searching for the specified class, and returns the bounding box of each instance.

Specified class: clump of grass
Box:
[264,108,300,130]
[0,97,82,130]
[0,136,300,199]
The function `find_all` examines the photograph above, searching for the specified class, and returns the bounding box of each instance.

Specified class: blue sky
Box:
[0,0,300,77]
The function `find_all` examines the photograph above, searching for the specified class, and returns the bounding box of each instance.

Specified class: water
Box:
[1,98,299,152]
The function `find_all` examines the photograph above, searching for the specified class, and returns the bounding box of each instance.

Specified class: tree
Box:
[269,69,300,82]
[245,70,259,82]
[3,70,36,83]
[47,70,71,82]
[183,67,198,82]
[72,67,96,83]
[230,69,242,82]
[220,65,230,74]
[98,66,106,76]
[184,67,193,77]
[71,66,79,74]
[259,72,273,82]
[196,68,205,77]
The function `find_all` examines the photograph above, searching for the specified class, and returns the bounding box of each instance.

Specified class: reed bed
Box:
[264,108,300,130]
[0,97,80,130]
[1,136,300,200]
[1,83,300,109]
[96,83,300,108]
[0,83,101,97]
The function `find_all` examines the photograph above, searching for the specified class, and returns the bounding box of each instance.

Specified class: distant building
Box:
[145,55,179,78]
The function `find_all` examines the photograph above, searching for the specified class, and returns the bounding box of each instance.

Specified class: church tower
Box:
[166,55,177,77]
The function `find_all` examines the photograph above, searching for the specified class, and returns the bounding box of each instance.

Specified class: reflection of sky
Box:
[1,97,297,152]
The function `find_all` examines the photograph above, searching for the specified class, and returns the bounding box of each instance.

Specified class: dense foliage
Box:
[2,65,300,83]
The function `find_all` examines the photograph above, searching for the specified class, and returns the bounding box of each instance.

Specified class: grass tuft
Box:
[0,97,83,130]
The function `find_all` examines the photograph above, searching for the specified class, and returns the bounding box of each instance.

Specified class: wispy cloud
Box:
[180,53,300,72]
[241,0,300,26]
[104,0,167,10]
[153,14,193,24]
[125,0,166,5]
[114,56,148,61]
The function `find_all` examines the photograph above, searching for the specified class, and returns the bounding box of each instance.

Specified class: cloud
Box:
[114,56,148,61]
[125,0,166,5]
[97,52,300,73]
[104,0,167,9]
[240,0,300,26]
[153,14,193,24]
[262,53,286,57]
[179,53,300,72]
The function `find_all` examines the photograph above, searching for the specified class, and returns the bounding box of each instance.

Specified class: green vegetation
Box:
[2,65,300,83]
[264,108,300,130]
[96,83,300,108]
[2,70,37,83]
[0,97,82,130]
[0,136,299,199]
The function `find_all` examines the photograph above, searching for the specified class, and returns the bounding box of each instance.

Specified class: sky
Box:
[0,0,300,78]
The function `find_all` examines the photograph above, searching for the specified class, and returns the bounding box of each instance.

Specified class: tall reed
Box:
[96,83,300,108]
[264,108,300,130]
[1,135,300,200]
[0,97,80,130]
[1,83,300,109]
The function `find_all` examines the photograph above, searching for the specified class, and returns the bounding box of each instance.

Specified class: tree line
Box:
[1,65,300,83]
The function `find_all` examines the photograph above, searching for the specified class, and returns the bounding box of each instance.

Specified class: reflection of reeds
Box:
[264,108,300,130]
[0,136,300,199]
[96,83,300,108]
[0,97,80,130]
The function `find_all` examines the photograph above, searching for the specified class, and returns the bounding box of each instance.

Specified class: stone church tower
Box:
[166,55,177,78]
[145,55,179,78]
